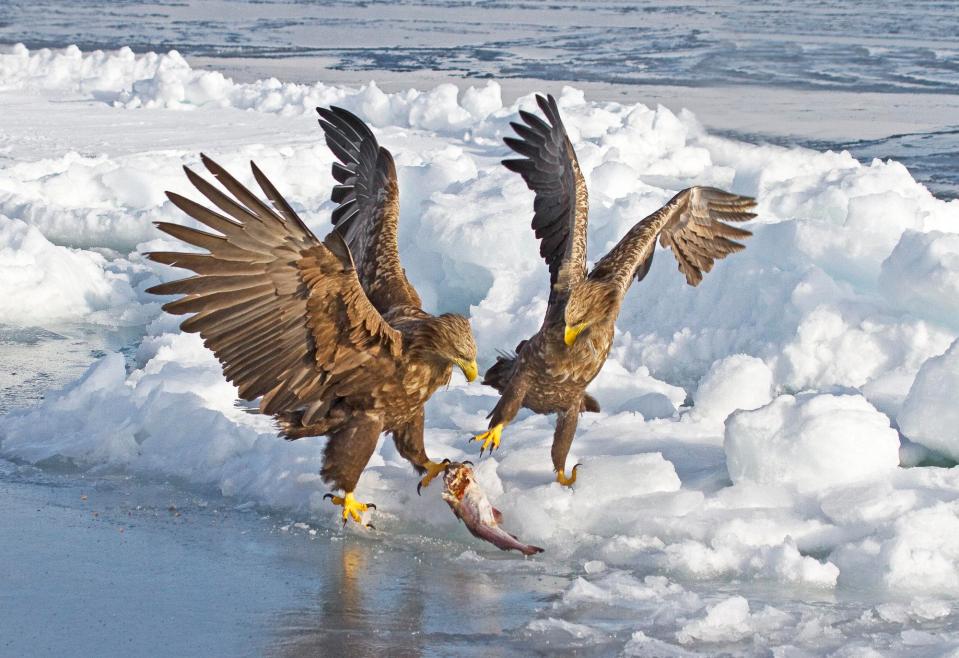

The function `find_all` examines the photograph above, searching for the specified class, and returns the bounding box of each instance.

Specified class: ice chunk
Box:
[880,230,959,331]
[724,394,900,492]
[689,354,774,426]
[676,596,790,645]
[898,339,959,461]
[0,215,142,325]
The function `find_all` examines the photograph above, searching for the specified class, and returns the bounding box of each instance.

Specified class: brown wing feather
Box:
[317,105,421,314]
[145,156,401,425]
[590,186,756,289]
[503,94,588,318]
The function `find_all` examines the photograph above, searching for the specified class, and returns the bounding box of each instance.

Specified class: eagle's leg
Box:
[471,424,503,456]
[391,412,453,494]
[324,492,377,526]
[552,407,582,487]
[321,412,383,527]
[473,374,529,457]
[416,459,451,495]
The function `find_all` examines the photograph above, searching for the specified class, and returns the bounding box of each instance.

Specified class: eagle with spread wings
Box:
[146,107,478,525]
[475,94,756,485]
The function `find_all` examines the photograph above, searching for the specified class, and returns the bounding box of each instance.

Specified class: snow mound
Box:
[832,500,959,594]
[689,354,774,426]
[898,339,959,461]
[0,44,505,131]
[0,215,147,325]
[724,394,901,492]
[0,44,180,95]
[880,229,959,331]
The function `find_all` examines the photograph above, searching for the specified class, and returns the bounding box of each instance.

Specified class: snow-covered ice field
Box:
[2,2,959,655]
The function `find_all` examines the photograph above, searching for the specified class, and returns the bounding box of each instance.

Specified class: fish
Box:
[441,462,544,556]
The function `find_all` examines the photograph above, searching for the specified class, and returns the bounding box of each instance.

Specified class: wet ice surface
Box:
[0,456,564,658]
[0,325,141,414]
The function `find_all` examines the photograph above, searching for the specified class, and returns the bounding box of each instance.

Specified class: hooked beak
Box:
[564,323,587,347]
[456,359,479,382]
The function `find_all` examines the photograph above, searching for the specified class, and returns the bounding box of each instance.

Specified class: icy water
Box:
[1,0,958,199]
[0,456,562,657]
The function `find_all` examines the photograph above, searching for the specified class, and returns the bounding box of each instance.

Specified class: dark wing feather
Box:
[317,105,421,314]
[145,156,401,426]
[503,94,588,319]
[590,186,755,289]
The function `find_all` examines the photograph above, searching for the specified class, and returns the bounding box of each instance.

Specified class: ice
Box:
[724,394,901,493]
[898,339,959,461]
[676,596,790,645]
[688,354,774,428]
[0,215,150,326]
[3,43,959,654]
[881,230,959,331]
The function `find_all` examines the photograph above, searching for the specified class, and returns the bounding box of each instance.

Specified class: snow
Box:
[2,43,959,654]
[898,339,959,461]
[724,393,902,493]
[676,596,790,645]
[0,215,150,326]
[688,354,774,427]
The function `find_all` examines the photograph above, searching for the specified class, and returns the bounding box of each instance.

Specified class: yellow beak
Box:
[564,323,587,347]
[457,359,479,382]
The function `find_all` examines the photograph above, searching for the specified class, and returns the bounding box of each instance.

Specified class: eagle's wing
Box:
[317,105,422,315]
[589,186,755,289]
[503,94,588,320]
[146,155,402,422]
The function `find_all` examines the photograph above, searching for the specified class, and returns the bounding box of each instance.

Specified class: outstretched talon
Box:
[470,423,504,457]
[555,464,581,487]
[323,491,376,527]
[417,459,452,495]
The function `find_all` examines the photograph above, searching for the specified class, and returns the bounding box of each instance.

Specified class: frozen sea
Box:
[1,2,959,656]
[3,0,958,201]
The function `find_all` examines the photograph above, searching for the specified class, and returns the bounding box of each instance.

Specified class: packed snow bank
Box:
[898,339,959,461]
[0,43,504,129]
[1,47,956,404]
[0,215,151,325]
[5,46,959,631]
[725,394,901,492]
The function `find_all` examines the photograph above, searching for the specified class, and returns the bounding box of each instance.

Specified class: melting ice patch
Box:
[1,45,959,653]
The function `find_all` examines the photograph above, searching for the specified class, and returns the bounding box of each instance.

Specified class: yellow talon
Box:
[323,491,376,526]
[417,459,452,495]
[471,423,504,456]
[556,464,580,487]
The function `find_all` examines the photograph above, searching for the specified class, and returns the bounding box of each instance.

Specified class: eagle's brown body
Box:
[480,95,757,482]
[146,106,477,516]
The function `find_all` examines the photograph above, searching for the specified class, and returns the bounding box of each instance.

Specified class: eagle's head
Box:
[423,313,479,381]
[563,279,619,347]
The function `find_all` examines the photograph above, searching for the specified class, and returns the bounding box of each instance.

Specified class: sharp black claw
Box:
[323,493,334,501]
[366,523,376,530]
[367,503,377,511]
[462,460,474,466]
[417,482,423,496]
[442,458,451,465]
